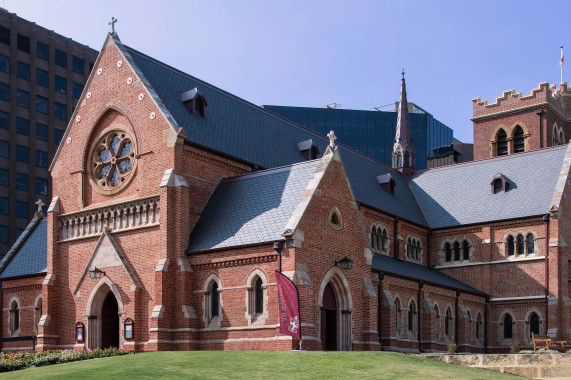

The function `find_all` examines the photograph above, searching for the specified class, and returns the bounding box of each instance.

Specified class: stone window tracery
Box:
[406,235,422,263]
[370,223,389,254]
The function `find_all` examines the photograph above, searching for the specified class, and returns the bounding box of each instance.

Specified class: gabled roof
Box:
[119,41,427,226]
[187,160,321,252]
[372,253,486,296]
[410,145,569,229]
[0,214,47,279]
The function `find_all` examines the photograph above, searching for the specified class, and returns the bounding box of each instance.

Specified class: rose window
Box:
[92,131,135,189]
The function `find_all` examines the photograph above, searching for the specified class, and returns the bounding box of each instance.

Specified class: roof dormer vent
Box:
[491,173,510,194]
[181,87,208,117]
[297,139,320,160]
[377,174,396,194]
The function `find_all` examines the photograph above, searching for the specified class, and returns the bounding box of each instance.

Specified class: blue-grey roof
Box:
[187,160,320,252]
[0,215,47,279]
[122,43,427,226]
[410,146,567,229]
[372,253,486,296]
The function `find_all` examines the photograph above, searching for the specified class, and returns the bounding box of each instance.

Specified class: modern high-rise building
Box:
[263,102,453,170]
[0,9,98,254]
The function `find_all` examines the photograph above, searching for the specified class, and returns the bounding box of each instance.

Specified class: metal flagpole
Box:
[560,46,564,83]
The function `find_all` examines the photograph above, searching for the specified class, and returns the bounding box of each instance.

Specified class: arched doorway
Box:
[321,283,337,350]
[101,293,119,348]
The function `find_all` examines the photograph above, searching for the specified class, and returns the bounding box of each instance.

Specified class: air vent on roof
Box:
[181,87,208,118]
[297,139,320,160]
[377,174,396,194]
[491,173,509,194]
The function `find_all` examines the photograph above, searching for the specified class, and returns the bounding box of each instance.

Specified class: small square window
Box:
[0,111,9,129]
[17,62,29,80]
[72,82,83,99]
[0,197,8,214]
[0,168,8,186]
[16,117,29,136]
[36,122,48,141]
[54,102,66,119]
[36,68,48,88]
[55,75,66,94]
[37,41,49,61]
[35,178,48,195]
[0,141,8,158]
[16,145,28,163]
[73,56,84,74]
[16,200,28,219]
[36,95,48,114]
[0,55,9,73]
[17,34,30,53]
[55,49,67,68]
[17,89,30,108]
[0,226,7,243]
[0,83,9,102]
[54,128,65,145]
[36,150,48,167]
[15,173,28,191]
[0,27,9,46]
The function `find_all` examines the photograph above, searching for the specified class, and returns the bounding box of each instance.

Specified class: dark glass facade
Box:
[263,105,453,170]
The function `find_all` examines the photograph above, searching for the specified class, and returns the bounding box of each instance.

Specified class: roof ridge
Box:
[221,159,320,183]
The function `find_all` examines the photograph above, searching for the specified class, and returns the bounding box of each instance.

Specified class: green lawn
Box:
[0,351,522,379]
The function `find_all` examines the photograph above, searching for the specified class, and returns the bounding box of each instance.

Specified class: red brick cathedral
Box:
[0,33,569,353]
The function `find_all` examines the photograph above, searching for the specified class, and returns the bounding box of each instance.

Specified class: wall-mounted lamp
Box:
[335,256,353,270]
[89,267,105,279]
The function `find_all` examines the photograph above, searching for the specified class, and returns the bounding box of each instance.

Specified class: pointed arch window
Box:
[513,126,524,153]
[434,305,441,340]
[497,129,508,156]
[445,242,451,262]
[506,235,515,256]
[462,240,470,261]
[371,226,377,250]
[503,314,513,339]
[529,313,540,338]
[408,300,417,335]
[210,282,219,318]
[9,299,20,336]
[255,277,264,315]
[453,241,460,261]
[381,229,389,252]
[526,233,534,254]
[476,313,482,341]
[516,234,525,255]
[445,308,452,338]
[395,298,403,337]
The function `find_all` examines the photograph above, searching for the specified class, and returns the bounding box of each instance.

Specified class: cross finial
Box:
[327,130,337,148]
[35,199,45,214]
[402,69,405,79]
[109,17,118,35]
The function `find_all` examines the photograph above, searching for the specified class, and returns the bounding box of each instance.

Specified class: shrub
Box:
[446,343,457,354]
[509,340,520,353]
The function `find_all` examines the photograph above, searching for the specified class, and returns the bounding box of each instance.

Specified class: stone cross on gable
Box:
[35,199,45,214]
[109,17,118,35]
[327,130,337,148]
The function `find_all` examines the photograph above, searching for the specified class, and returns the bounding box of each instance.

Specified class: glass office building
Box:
[263,105,453,170]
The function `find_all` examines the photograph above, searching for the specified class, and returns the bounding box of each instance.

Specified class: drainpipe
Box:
[418,281,424,352]
[543,215,550,333]
[536,109,544,148]
[393,217,399,260]
[377,272,384,348]
[455,290,460,347]
[274,241,284,273]
[484,295,489,354]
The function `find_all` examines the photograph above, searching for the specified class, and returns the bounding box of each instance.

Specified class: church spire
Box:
[392,71,415,174]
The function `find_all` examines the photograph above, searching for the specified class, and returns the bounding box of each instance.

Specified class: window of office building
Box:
[0,226,7,243]
[55,75,66,94]
[0,111,8,129]
[0,197,8,214]
[16,145,28,163]
[36,68,48,87]
[0,83,9,102]
[36,95,48,114]
[54,128,65,145]
[16,117,29,135]
[17,34,30,53]
[0,26,9,45]
[36,122,48,141]
[0,54,9,73]
[16,200,28,219]
[54,102,66,119]
[55,49,67,68]
[73,56,84,74]
[0,168,8,186]
[0,141,8,158]
[16,89,29,108]
[37,41,49,61]
[36,150,48,168]
[17,62,29,80]
[15,173,28,191]
[72,82,83,99]
[35,178,48,195]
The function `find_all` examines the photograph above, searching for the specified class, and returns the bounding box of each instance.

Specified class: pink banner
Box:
[275,270,301,340]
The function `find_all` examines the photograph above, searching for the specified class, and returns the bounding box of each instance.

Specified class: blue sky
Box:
[5,0,571,143]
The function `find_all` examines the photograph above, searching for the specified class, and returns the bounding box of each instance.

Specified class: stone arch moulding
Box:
[317,266,353,351]
[244,268,269,325]
[85,276,125,349]
[497,309,517,344]
[489,124,507,157]
[509,121,530,152]
[523,308,544,342]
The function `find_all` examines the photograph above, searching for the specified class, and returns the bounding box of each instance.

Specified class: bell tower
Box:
[392,71,415,176]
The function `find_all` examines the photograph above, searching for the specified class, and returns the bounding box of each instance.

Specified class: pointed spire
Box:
[392,71,415,173]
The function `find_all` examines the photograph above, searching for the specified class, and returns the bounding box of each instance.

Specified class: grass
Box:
[0,351,523,379]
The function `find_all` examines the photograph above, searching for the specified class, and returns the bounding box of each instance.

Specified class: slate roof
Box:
[410,146,567,229]
[187,160,321,252]
[0,214,47,279]
[120,42,427,226]
[372,253,487,296]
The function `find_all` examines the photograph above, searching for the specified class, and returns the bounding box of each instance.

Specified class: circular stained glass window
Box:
[91,130,136,191]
